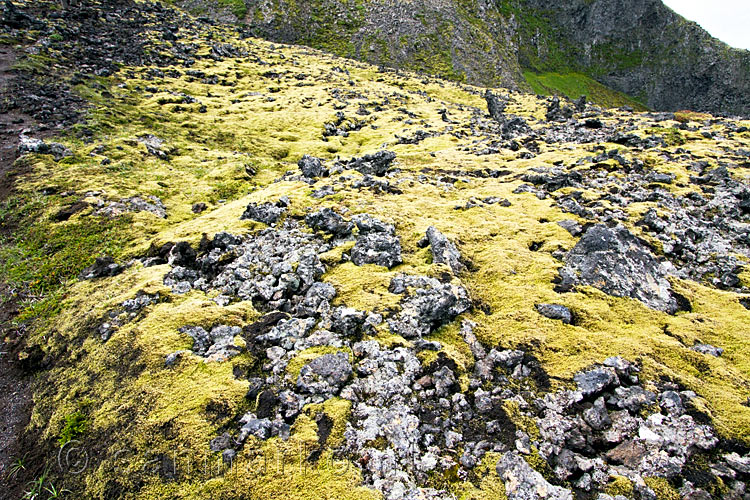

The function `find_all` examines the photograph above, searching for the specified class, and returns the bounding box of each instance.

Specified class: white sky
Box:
[661,0,750,50]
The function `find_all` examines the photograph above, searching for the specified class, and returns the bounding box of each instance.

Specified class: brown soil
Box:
[0,44,41,499]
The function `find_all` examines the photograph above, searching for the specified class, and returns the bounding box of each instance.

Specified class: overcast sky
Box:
[661,0,750,50]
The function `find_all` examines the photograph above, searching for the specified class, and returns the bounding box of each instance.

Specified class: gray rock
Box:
[557,219,583,236]
[298,155,326,178]
[297,282,336,317]
[209,432,234,452]
[138,134,174,160]
[351,231,402,268]
[583,397,612,431]
[496,451,573,500]
[423,226,464,274]
[338,150,396,176]
[305,207,354,237]
[613,386,656,412]
[18,135,72,160]
[352,214,396,235]
[79,256,126,280]
[659,391,684,416]
[558,224,683,314]
[574,366,618,397]
[690,343,724,357]
[331,307,367,336]
[535,303,573,324]
[297,352,352,395]
[388,275,471,338]
[164,350,189,367]
[725,452,750,474]
[238,414,273,441]
[241,201,286,224]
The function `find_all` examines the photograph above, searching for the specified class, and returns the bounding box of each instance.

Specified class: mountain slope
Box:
[1,1,750,500]
[181,0,750,116]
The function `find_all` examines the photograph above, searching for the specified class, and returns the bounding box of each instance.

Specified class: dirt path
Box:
[0,44,37,497]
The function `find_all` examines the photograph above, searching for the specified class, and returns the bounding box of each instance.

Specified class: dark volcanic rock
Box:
[557,224,684,313]
[337,150,396,177]
[535,303,572,324]
[422,226,464,274]
[305,208,354,237]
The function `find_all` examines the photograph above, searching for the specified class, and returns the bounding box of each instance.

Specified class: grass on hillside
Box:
[523,71,648,110]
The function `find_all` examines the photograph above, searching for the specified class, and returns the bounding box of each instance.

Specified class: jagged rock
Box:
[179,325,242,361]
[95,195,167,219]
[613,386,656,412]
[421,226,464,274]
[496,451,574,500]
[330,307,367,336]
[298,155,327,178]
[535,304,572,324]
[138,134,174,159]
[18,135,71,160]
[388,274,471,338]
[338,150,396,176]
[351,218,402,268]
[237,414,273,441]
[485,90,507,122]
[297,352,352,395]
[557,219,583,236]
[558,224,684,314]
[305,207,354,237]
[725,452,750,474]
[79,256,126,280]
[297,282,336,317]
[209,432,234,452]
[352,214,395,235]
[164,350,189,367]
[546,96,574,122]
[690,343,724,357]
[574,366,618,397]
[241,199,287,224]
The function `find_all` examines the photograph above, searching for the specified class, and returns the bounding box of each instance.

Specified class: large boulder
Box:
[558,224,685,314]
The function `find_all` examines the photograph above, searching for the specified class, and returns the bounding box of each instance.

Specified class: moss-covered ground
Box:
[2,4,750,498]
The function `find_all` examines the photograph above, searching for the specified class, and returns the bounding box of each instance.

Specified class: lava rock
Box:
[305,208,354,237]
[241,200,287,224]
[558,224,684,314]
[535,303,573,324]
[496,451,573,500]
[297,352,353,395]
[18,135,72,160]
[388,274,472,338]
[79,256,126,280]
[338,150,396,176]
[422,226,465,274]
[351,229,402,268]
[298,155,326,178]
[574,366,618,397]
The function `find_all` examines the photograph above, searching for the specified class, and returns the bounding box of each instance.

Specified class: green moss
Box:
[216,0,247,19]
[643,477,680,500]
[523,71,647,110]
[58,411,88,446]
[604,475,635,499]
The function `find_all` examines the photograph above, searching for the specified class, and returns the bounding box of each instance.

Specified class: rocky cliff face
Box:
[184,0,750,116]
[523,0,750,116]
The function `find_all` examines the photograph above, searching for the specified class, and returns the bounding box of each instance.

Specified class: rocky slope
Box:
[1,1,750,500]
[180,0,750,116]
